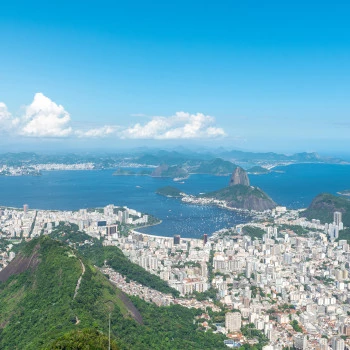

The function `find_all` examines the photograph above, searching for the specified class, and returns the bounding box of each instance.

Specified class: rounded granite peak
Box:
[229,167,250,186]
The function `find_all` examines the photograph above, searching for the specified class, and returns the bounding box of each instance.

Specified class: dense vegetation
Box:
[0,236,229,349]
[279,224,309,236]
[46,328,119,349]
[240,323,269,349]
[0,237,134,349]
[303,193,350,226]
[242,226,266,239]
[290,320,303,332]
[156,186,183,198]
[337,228,350,244]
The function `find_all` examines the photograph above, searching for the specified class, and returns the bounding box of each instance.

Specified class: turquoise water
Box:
[0,163,349,238]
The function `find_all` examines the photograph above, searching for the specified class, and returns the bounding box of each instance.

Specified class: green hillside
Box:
[0,236,228,349]
[302,193,350,226]
[0,236,139,349]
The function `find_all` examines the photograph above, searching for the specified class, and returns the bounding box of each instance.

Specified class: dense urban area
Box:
[1,200,349,350]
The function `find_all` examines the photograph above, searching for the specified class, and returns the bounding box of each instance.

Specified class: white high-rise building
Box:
[334,211,342,226]
[319,337,328,350]
[331,337,345,350]
[225,312,241,332]
[293,333,307,349]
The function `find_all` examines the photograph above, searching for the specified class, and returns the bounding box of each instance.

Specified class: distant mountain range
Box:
[0,149,345,169]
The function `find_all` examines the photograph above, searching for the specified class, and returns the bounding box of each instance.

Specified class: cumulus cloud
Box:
[20,93,72,137]
[1,94,227,141]
[121,112,226,139]
[0,102,19,133]
[75,125,119,138]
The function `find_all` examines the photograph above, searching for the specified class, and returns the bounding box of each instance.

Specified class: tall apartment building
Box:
[225,312,241,332]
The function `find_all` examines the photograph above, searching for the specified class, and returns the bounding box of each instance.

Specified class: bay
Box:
[0,163,349,238]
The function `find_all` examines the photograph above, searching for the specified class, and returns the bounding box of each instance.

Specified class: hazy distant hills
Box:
[0,149,344,169]
[150,158,238,178]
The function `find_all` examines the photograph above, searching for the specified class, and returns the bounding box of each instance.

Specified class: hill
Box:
[0,236,141,349]
[0,236,227,349]
[302,193,350,226]
[50,223,180,297]
[201,184,276,211]
[151,164,188,178]
[229,167,250,186]
[192,158,237,175]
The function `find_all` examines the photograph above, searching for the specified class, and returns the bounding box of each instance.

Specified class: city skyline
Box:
[1,1,350,154]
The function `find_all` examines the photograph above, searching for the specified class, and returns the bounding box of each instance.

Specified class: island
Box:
[151,164,189,178]
[156,186,183,198]
[247,165,270,174]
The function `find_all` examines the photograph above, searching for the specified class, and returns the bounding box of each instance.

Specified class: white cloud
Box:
[75,125,119,138]
[1,94,227,141]
[121,112,226,139]
[0,102,20,133]
[20,93,72,137]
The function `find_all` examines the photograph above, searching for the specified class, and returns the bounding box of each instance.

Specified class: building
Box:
[225,312,241,332]
[203,233,208,245]
[331,337,345,350]
[106,225,118,236]
[319,337,328,350]
[293,333,307,350]
[23,204,28,213]
[334,211,342,226]
[173,235,180,245]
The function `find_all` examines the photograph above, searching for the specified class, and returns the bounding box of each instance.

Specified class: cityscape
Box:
[1,200,349,349]
[1,0,350,348]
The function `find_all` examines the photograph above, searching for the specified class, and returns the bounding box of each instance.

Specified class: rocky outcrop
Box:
[229,167,250,186]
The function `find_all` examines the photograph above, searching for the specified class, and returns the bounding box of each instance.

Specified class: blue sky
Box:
[0,0,349,154]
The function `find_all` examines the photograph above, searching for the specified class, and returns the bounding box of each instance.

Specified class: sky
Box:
[0,0,350,155]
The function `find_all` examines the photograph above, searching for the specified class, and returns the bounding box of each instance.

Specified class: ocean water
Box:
[0,163,349,238]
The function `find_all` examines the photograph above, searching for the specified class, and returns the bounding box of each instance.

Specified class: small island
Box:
[247,166,270,175]
[156,186,183,198]
[151,164,188,178]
